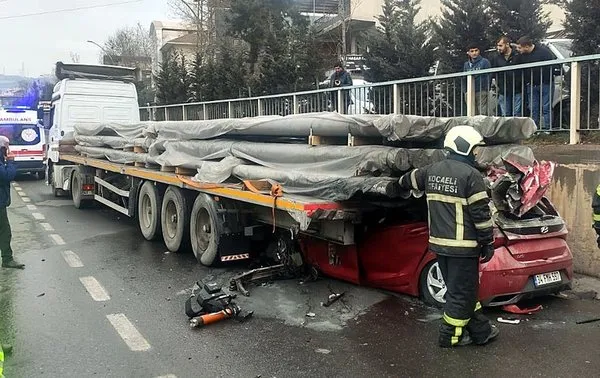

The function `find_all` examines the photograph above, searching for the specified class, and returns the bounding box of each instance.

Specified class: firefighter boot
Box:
[2,259,25,269]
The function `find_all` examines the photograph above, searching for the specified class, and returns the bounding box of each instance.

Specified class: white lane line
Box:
[155,375,177,378]
[32,212,45,220]
[22,197,31,203]
[17,191,25,197]
[79,276,111,301]
[50,234,65,245]
[106,314,151,351]
[26,204,37,210]
[41,223,54,231]
[61,250,84,268]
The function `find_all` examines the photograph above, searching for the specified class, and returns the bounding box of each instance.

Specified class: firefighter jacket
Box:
[593,184,600,235]
[400,154,494,257]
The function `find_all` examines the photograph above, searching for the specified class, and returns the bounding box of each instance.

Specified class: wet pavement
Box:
[1,175,600,378]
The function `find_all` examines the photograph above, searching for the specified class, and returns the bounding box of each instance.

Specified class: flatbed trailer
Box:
[60,153,367,266]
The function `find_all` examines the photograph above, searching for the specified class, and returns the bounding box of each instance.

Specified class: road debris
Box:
[322,292,345,307]
[306,312,316,318]
[186,280,253,329]
[502,304,543,315]
[575,317,600,325]
[497,317,521,325]
[315,348,331,354]
[36,293,45,297]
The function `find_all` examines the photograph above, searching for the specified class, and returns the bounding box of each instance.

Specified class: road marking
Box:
[32,212,45,220]
[155,375,177,378]
[61,250,84,268]
[26,204,37,210]
[79,276,110,301]
[50,234,65,245]
[22,197,31,203]
[17,191,25,196]
[40,223,54,231]
[106,314,151,351]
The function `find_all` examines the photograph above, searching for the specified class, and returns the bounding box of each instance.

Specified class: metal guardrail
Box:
[140,54,600,144]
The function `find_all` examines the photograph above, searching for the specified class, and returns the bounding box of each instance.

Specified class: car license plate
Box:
[534,271,561,287]
[83,190,94,196]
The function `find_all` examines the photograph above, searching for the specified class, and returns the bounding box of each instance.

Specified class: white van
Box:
[47,62,140,195]
[0,107,46,178]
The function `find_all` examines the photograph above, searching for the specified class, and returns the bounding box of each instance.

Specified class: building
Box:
[149,20,198,74]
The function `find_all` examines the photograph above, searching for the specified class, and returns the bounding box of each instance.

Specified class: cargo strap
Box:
[243,180,284,233]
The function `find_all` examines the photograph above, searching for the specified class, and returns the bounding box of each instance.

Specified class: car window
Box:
[552,41,573,59]
[0,124,41,145]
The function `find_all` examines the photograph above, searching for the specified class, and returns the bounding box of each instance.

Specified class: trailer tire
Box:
[71,171,93,209]
[190,193,221,266]
[419,259,446,308]
[161,186,191,252]
[138,181,162,241]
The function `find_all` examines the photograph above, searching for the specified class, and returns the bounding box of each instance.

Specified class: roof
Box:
[160,33,200,52]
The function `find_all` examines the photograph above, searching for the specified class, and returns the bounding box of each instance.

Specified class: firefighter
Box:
[399,125,499,347]
[592,184,600,248]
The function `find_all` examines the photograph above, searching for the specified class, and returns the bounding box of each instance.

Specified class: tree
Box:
[154,52,190,105]
[364,0,436,82]
[563,0,600,56]
[103,23,153,58]
[226,0,326,95]
[432,0,494,73]
[488,0,552,43]
[563,0,600,128]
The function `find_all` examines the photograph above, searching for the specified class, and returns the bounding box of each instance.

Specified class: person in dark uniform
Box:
[592,184,600,248]
[399,125,499,347]
[0,136,24,269]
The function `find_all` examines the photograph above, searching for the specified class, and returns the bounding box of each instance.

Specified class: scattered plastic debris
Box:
[36,293,45,297]
[502,304,543,315]
[306,312,316,318]
[323,292,345,307]
[497,317,520,325]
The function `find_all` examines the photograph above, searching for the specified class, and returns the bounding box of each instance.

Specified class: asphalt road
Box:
[1,175,600,378]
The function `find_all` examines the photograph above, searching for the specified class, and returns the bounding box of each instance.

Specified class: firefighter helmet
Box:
[443,126,484,156]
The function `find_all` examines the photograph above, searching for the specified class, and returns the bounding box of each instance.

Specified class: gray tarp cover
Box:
[75,112,536,144]
[71,113,538,201]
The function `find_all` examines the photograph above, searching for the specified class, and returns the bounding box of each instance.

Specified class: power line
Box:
[0,0,144,20]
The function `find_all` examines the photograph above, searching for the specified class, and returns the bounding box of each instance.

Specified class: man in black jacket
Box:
[516,36,558,129]
[329,61,353,114]
[399,126,499,347]
[490,36,523,116]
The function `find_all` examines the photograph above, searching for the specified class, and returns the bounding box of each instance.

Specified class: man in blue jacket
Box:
[464,45,491,115]
[0,136,24,269]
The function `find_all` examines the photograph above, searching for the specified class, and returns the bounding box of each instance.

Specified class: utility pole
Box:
[340,0,347,60]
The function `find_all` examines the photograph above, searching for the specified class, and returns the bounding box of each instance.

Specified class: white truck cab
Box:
[47,62,140,195]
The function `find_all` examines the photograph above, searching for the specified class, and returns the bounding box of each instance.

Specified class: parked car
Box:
[301,197,573,307]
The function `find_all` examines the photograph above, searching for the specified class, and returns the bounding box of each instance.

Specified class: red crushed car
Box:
[300,197,573,307]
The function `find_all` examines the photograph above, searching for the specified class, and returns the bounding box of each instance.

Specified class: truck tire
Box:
[190,193,221,266]
[419,259,446,308]
[161,186,191,252]
[138,181,163,241]
[71,171,93,209]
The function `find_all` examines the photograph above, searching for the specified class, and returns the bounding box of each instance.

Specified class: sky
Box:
[0,0,171,77]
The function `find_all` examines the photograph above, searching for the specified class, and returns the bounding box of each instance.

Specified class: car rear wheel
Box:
[420,260,447,308]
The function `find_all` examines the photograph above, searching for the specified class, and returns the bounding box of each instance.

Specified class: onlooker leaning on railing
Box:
[515,36,561,130]
[463,44,491,115]
[490,37,523,117]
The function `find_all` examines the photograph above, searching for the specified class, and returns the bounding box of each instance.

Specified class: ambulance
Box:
[0,106,46,178]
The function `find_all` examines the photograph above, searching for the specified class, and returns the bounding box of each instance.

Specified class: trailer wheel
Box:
[71,171,93,209]
[190,194,221,266]
[161,186,191,252]
[138,181,162,241]
[419,260,446,308]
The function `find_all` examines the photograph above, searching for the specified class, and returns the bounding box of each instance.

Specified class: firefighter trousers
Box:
[0,207,13,262]
[437,255,492,347]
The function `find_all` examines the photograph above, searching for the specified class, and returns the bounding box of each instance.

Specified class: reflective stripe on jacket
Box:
[400,156,493,257]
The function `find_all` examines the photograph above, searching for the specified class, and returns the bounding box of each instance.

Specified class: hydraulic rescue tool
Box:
[185,281,253,328]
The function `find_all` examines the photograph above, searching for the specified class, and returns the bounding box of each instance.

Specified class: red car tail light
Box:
[82,184,94,191]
